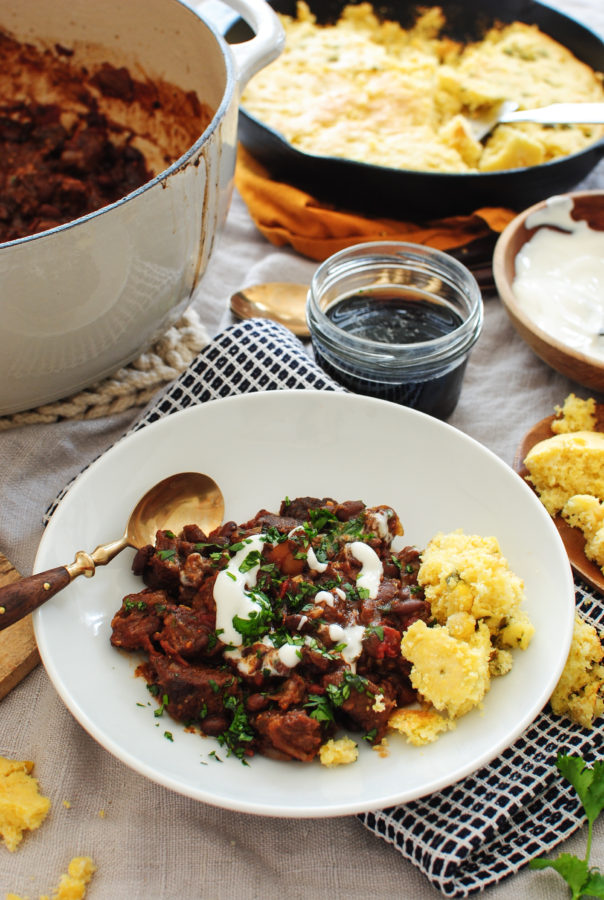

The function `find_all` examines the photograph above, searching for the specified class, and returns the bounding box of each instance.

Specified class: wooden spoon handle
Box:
[0,566,71,630]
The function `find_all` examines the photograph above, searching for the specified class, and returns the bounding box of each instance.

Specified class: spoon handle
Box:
[502,102,604,125]
[0,537,129,631]
[0,566,71,630]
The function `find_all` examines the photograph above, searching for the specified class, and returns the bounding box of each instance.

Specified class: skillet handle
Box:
[201,0,285,86]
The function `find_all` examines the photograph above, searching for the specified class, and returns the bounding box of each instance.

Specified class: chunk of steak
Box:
[254,708,323,762]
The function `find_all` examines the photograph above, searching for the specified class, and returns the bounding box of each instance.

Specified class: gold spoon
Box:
[0,472,225,631]
[230,282,310,337]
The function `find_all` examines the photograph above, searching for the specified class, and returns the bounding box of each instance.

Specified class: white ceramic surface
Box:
[0,0,283,415]
[33,391,575,817]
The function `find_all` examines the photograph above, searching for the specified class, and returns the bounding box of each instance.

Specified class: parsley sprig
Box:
[530,754,604,899]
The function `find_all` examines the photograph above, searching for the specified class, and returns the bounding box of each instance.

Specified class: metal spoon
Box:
[230,282,310,337]
[468,100,604,142]
[0,472,225,631]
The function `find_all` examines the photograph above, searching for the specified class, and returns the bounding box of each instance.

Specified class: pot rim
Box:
[0,0,236,250]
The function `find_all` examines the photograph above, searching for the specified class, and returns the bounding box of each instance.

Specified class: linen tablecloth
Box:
[1,0,604,896]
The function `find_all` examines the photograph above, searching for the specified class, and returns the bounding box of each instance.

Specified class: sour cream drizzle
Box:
[307,544,328,573]
[512,195,604,362]
[213,534,267,645]
[314,589,335,607]
[328,623,366,665]
[350,541,382,599]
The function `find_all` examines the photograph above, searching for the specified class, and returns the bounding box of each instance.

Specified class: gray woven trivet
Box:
[46,316,603,897]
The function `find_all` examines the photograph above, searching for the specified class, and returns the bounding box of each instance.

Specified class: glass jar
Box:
[306,241,483,419]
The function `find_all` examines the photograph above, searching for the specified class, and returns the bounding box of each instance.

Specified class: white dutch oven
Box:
[0,0,283,415]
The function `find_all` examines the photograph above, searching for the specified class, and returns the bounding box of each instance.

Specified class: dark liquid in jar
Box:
[314,288,468,420]
[326,290,463,343]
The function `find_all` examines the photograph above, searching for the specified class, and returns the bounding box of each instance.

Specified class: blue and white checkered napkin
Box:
[49,317,604,896]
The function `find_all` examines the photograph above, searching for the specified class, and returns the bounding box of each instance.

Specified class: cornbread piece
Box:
[319,737,359,767]
[561,494,604,574]
[400,620,491,718]
[417,530,529,640]
[550,613,604,728]
[388,706,455,746]
[524,431,604,516]
[552,394,597,434]
[0,756,50,851]
[241,2,604,174]
[8,856,97,900]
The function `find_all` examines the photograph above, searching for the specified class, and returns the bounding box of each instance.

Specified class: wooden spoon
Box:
[0,472,225,631]
[513,411,604,593]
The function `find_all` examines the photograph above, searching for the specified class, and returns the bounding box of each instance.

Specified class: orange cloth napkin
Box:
[235,146,516,262]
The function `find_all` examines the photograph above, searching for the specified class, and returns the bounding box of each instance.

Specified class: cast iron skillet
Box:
[227,0,604,218]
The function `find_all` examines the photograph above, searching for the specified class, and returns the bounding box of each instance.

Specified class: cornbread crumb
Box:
[498,610,535,651]
[388,706,455,746]
[54,856,97,900]
[319,737,359,767]
[371,737,390,758]
[9,856,98,900]
[524,431,604,517]
[552,394,597,434]
[418,530,529,638]
[400,619,492,718]
[371,693,386,713]
[561,494,604,574]
[489,648,514,677]
[62,800,71,810]
[0,757,50,852]
[550,614,604,728]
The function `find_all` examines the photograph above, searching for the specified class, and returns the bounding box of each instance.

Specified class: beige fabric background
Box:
[1,0,604,896]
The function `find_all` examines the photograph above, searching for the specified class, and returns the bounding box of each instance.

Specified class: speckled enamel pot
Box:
[0,0,283,415]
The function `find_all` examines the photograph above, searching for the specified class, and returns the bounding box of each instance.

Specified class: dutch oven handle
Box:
[198,0,285,87]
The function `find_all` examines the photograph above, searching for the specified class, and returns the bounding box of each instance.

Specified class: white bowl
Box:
[33,391,575,817]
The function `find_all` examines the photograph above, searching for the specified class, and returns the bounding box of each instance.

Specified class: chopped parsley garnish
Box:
[124,598,147,612]
[305,693,335,725]
[366,624,385,641]
[154,693,169,717]
[239,550,262,573]
[216,696,254,762]
[157,548,177,562]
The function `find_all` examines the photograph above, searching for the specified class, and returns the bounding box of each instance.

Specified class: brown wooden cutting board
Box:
[0,551,40,700]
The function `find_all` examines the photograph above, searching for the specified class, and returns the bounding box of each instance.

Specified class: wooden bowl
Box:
[493,190,604,392]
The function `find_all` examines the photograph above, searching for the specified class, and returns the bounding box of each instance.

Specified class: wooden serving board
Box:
[0,551,40,700]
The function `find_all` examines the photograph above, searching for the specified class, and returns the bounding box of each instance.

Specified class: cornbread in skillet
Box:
[524,431,604,517]
[241,2,604,174]
[0,756,50,851]
[551,613,604,728]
